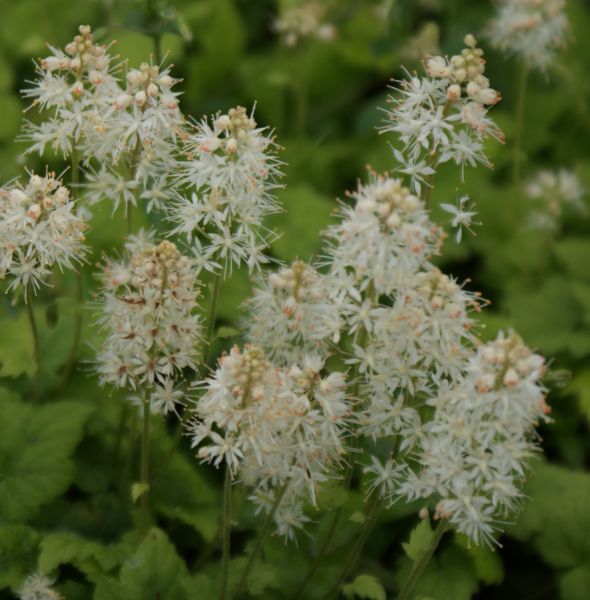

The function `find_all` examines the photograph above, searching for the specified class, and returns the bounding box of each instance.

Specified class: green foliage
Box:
[403,519,433,562]
[0,526,39,589]
[0,390,92,524]
[342,574,386,600]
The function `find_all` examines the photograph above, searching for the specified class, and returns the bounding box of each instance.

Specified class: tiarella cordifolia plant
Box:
[244,260,340,364]
[0,172,87,297]
[383,34,503,194]
[96,235,201,396]
[525,167,585,230]
[168,105,283,274]
[399,332,549,545]
[487,0,570,70]
[21,25,118,158]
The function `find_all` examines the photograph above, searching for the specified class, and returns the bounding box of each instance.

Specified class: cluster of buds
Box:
[274,1,337,47]
[525,168,585,231]
[169,105,283,274]
[0,172,87,297]
[487,0,570,70]
[399,331,548,545]
[426,35,501,107]
[96,236,201,394]
[245,261,339,364]
[471,330,546,395]
[114,63,179,112]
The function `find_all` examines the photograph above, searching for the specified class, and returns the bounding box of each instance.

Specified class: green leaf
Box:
[403,519,433,562]
[560,563,590,600]
[0,392,92,524]
[0,525,39,589]
[342,574,386,600]
[95,528,188,600]
[131,482,150,504]
[0,313,35,378]
[38,532,126,581]
[454,534,504,585]
[554,238,590,282]
[509,461,590,569]
[568,370,590,425]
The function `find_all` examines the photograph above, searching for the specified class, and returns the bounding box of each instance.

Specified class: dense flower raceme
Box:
[96,235,201,412]
[274,0,337,47]
[188,346,351,538]
[0,172,88,298]
[18,573,61,600]
[167,105,283,274]
[383,34,503,194]
[244,260,341,364]
[21,24,119,158]
[525,168,585,230]
[487,0,570,70]
[397,332,548,545]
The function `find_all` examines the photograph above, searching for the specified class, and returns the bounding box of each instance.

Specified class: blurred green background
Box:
[1,0,590,598]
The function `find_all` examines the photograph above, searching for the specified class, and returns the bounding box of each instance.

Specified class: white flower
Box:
[441,194,480,242]
[18,573,61,600]
[274,1,336,47]
[0,172,87,298]
[487,0,570,70]
[96,237,201,390]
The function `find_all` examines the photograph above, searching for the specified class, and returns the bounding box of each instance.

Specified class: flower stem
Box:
[220,466,233,600]
[396,519,448,600]
[60,270,83,387]
[26,292,41,385]
[512,61,529,186]
[233,483,288,600]
[321,492,382,600]
[204,272,222,365]
[140,391,151,533]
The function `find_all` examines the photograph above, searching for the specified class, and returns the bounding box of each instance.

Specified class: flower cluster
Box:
[0,172,87,297]
[85,61,184,213]
[244,260,339,364]
[188,346,350,538]
[383,34,503,193]
[525,168,585,230]
[400,331,548,545]
[274,1,337,47]
[22,25,118,157]
[18,573,62,600]
[487,0,570,70]
[96,236,201,409]
[168,106,283,274]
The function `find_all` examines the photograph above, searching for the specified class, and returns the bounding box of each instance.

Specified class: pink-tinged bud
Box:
[431,295,444,310]
[157,75,174,88]
[386,212,401,228]
[425,56,448,78]
[475,373,495,393]
[43,196,53,209]
[88,70,104,85]
[41,56,63,71]
[134,90,147,107]
[215,115,231,130]
[71,81,84,97]
[503,368,520,387]
[466,81,480,97]
[161,94,178,110]
[147,82,159,97]
[65,42,78,56]
[127,70,142,87]
[225,138,238,153]
[94,55,109,70]
[114,93,132,110]
[27,204,42,220]
[70,57,81,71]
[478,88,501,105]
[447,84,461,101]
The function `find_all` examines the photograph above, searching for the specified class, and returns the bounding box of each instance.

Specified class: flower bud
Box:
[147,82,159,97]
[27,204,42,220]
[134,90,147,107]
[447,84,461,101]
[114,93,132,110]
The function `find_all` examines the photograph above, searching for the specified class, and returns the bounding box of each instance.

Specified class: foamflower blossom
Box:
[96,235,201,395]
[244,260,340,364]
[168,106,283,274]
[525,168,585,230]
[18,573,62,600]
[441,194,480,242]
[188,347,351,539]
[274,0,337,47]
[21,24,119,157]
[399,331,548,545]
[383,34,503,193]
[85,61,184,213]
[0,172,87,298]
[487,0,570,70]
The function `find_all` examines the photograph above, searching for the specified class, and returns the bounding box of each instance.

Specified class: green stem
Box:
[512,61,529,186]
[321,493,382,600]
[26,292,41,383]
[396,519,448,600]
[120,407,138,497]
[233,484,288,600]
[220,466,232,600]
[140,392,151,533]
[204,272,222,365]
[60,270,83,387]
